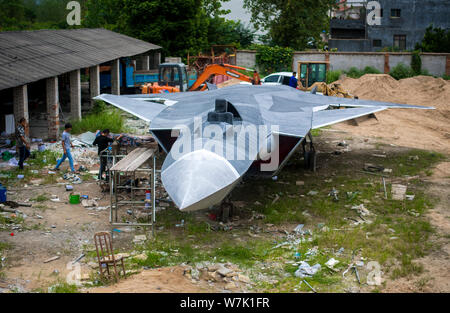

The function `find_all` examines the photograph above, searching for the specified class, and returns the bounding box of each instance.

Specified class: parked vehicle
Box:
[261,72,293,86]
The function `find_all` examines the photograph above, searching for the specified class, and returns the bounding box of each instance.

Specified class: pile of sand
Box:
[333,74,450,154]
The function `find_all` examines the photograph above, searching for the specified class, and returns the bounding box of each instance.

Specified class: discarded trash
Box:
[328,188,339,201]
[325,258,339,268]
[44,256,60,263]
[364,163,384,172]
[409,155,419,161]
[296,181,304,186]
[405,195,415,201]
[272,194,280,204]
[17,175,24,179]
[302,279,317,293]
[391,184,407,200]
[65,185,74,191]
[294,224,304,234]
[371,154,386,158]
[272,176,278,181]
[81,199,97,207]
[351,204,371,216]
[72,253,85,264]
[307,190,318,196]
[175,219,185,227]
[294,252,301,259]
[294,261,321,278]
[133,235,147,244]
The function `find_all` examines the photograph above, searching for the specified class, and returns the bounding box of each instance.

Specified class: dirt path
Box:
[86,266,210,293]
[0,182,117,291]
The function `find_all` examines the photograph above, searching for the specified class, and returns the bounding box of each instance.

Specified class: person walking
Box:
[15,117,30,170]
[289,72,298,88]
[53,123,77,173]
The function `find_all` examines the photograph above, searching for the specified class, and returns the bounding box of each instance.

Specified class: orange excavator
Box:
[141,63,261,94]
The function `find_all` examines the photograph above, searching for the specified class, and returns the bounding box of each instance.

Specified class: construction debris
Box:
[43,256,60,263]
[294,261,321,278]
[351,204,371,216]
[391,184,407,200]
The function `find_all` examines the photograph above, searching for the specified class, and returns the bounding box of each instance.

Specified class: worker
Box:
[289,72,298,88]
[253,70,261,85]
[93,129,123,180]
[53,123,77,173]
[15,117,30,170]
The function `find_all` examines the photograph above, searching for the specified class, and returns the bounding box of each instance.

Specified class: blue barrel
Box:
[0,185,7,203]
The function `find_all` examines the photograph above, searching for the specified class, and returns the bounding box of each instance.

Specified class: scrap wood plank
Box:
[110,148,155,172]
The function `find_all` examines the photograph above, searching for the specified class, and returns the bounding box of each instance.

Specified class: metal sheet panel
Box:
[0,28,161,90]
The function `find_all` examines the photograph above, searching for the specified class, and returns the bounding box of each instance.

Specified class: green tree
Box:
[415,25,450,53]
[84,0,235,57]
[243,0,335,50]
[207,18,255,49]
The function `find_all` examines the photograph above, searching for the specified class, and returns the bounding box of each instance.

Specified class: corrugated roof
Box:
[0,28,161,90]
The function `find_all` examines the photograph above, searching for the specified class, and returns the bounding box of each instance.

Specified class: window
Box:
[380,9,383,17]
[264,75,280,83]
[393,35,406,50]
[281,76,291,86]
[391,9,401,18]
[373,39,382,47]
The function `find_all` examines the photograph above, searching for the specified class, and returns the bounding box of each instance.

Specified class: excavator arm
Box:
[188,64,261,91]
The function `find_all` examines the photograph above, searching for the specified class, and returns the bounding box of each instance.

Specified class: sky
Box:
[221,0,252,26]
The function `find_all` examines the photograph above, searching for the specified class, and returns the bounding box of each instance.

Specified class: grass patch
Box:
[71,102,128,135]
[47,281,79,293]
[31,193,49,202]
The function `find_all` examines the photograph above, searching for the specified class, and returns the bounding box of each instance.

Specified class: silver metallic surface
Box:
[97,85,434,211]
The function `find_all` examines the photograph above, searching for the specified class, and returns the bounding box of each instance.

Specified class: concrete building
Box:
[0,28,161,140]
[329,0,450,52]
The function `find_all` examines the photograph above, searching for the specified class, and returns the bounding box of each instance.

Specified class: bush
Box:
[411,51,422,75]
[389,63,414,80]
[443,74,450,80]
[255,45,293,77]
[363,66,381,74]
[326,70,343,84]
[71,102,127,135]
[346,67,364,78]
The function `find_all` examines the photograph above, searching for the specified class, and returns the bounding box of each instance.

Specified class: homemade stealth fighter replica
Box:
[96,85,432,212]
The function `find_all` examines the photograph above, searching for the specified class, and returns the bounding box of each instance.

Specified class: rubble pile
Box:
[182,262,252,291]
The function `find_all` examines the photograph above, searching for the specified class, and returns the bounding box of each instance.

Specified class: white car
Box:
[261,72,294,86]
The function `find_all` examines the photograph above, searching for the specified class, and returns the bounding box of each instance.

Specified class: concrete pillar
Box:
[89,65,100,106]
[111,59,120,95]
[141,55,150,71]
[70,69,81,121]
[13,85,29,123]
[46,76,59,140]
[154,52,161,68]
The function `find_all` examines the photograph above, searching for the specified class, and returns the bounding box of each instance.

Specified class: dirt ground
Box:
[331,74,450,292]
[0,74,449,293]
[333,74,450,154]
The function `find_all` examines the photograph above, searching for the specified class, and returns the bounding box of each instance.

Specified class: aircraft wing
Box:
[94,94,166,122]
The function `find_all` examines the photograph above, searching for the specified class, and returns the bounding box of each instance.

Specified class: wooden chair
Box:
[94,232,125,281]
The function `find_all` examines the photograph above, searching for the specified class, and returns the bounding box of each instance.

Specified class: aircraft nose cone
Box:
[161,150,241,211]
